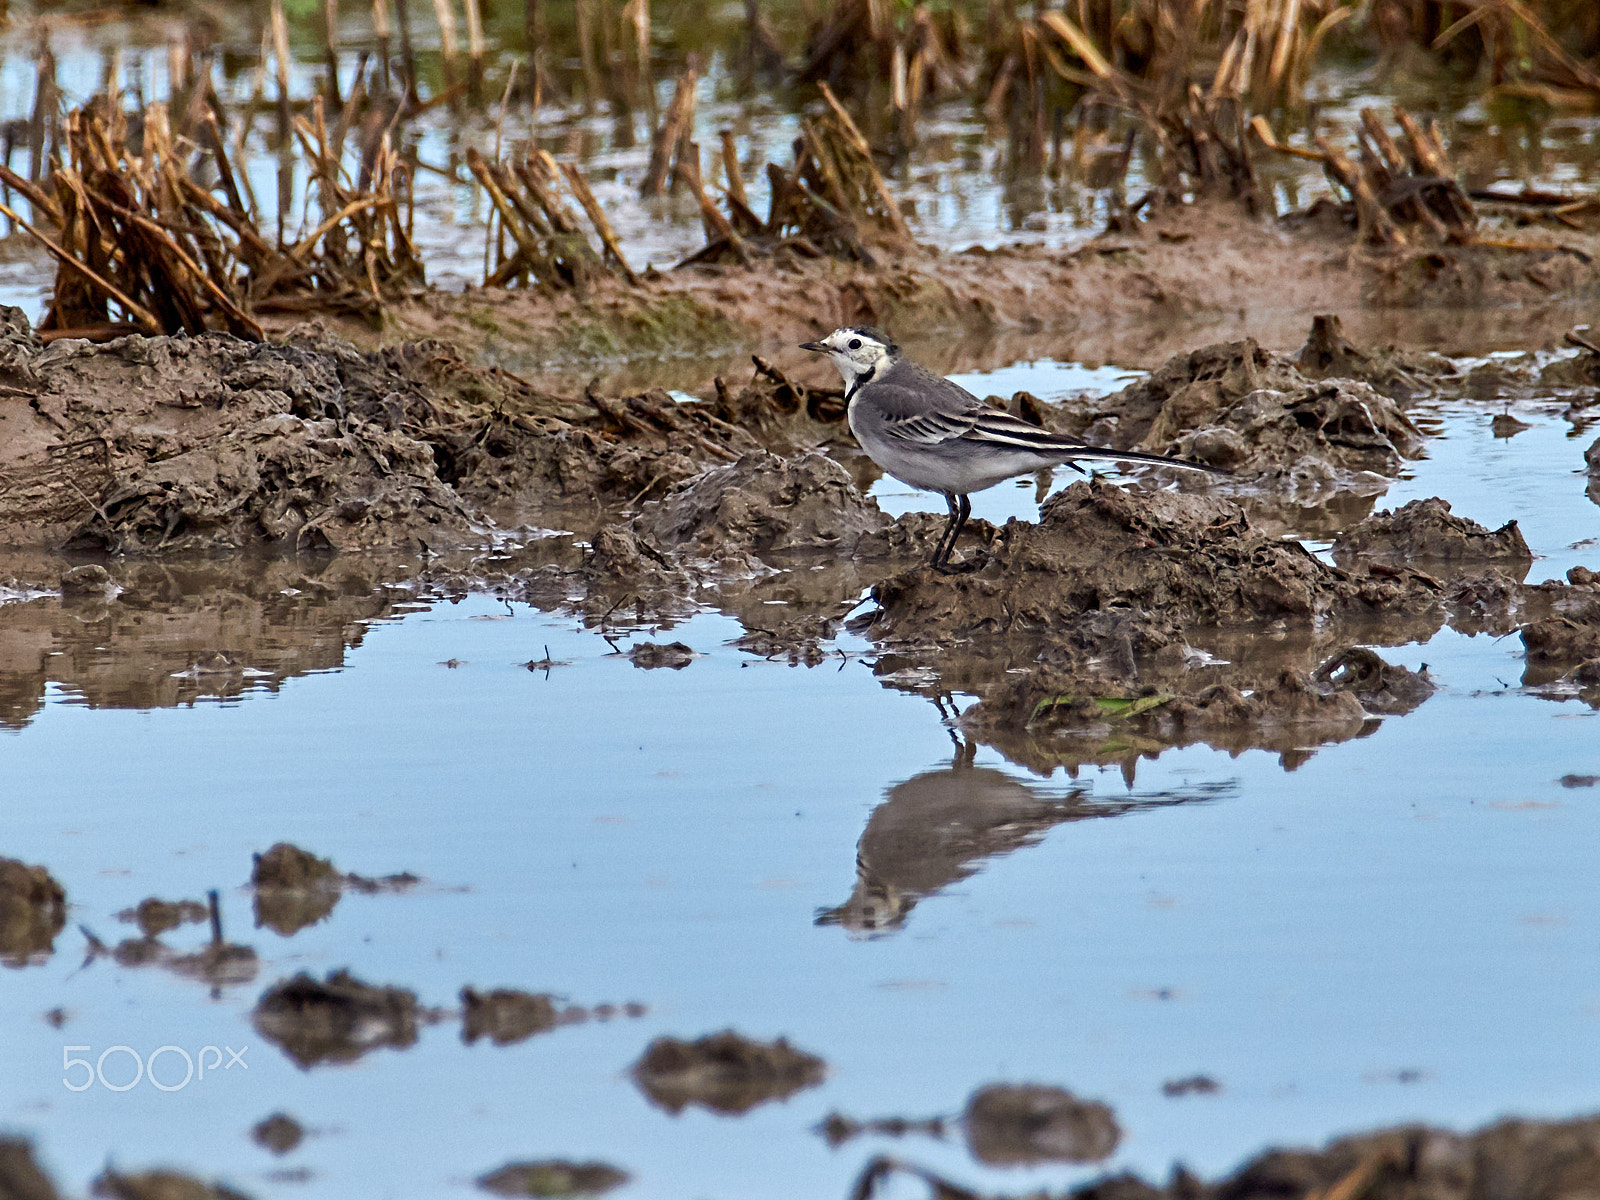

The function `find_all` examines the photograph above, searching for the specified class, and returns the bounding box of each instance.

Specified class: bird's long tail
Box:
[1060,443,1232,476]
[968,414,1233,476]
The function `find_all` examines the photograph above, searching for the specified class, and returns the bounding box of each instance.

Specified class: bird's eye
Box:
[848,338,861,350]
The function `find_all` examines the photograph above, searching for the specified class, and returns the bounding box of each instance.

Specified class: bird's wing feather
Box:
[878,406,980,445]
[860,359,985,446]
[962,407,1090,451]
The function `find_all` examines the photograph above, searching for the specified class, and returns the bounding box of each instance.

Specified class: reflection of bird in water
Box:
[817,738,1092,936]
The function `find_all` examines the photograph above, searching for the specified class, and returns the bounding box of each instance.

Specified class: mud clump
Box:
[59,564,117,600]
[1131,670,1368,752]
[1294,314,1455,399]
[449,382,761,512]
[92,1169,253,1200]
[564,526,693,622]
[251,843,342,936]
[1063,341,1421,495]
[1332,498,1532,572]
[867,482,1437,649]
[252,969,423,1067]
[0,1137,62,1200]
[1522,600,1600,668]
[1206,1117,1600,1200]
[250,1113,305,1156]
[476,1161,630,1198]
[0,322,767,554]
[10,333,472,553]
[962,1084,1121,1165]
[252,842,341,889]
[0,858,66,965]
[458,991,644,1044]
[732,615,836,664]
[635,450,889,559]
[630,1030,826,1116]
[1314,648,1436,716]
[460,987,559,1046]
[117,897,209,939]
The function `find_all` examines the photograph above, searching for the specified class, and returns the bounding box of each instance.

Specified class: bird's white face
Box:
[800,327,897,392]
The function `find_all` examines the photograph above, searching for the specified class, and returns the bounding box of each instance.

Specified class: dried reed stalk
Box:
[640,59,698,196]
[11,90,424,340]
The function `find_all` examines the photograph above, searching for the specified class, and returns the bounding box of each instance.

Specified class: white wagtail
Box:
[800,325,1229,571]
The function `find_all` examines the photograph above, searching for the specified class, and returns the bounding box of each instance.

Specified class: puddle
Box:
[1,345,1598,1196]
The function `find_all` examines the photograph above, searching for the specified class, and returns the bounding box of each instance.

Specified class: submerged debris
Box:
[459,987,558,1046]
[626,641,697,670]
[250,1113,305,1156]
[630,1030,826,1116]
[475,1161,630,1198]
[92,1168,254,1200]
[252,969,425,1068]
[116,897,210,939]
[251,843,342,936]
[962,1083,1121,1165]
[1162,1075,1222,1097]
[0,858,66,966]
[815,1111,948,1148]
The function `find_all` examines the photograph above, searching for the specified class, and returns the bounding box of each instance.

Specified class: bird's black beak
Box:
[799,341,826,353]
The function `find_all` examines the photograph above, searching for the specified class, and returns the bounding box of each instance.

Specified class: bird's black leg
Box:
[931,494,973,574]
[928,493,960,569]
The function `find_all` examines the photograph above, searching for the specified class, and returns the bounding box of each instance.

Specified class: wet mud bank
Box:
[0,317,786,555]
[856,483,1579,772]
[5,317,1598,773]
[379,201,1600,385]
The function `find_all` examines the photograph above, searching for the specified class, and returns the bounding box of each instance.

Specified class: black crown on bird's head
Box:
[837,326,898,355]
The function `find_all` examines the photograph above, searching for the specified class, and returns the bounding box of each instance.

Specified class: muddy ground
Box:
[3,309,1598,776]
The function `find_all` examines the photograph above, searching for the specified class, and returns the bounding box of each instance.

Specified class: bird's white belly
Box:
[854,430,1053,497]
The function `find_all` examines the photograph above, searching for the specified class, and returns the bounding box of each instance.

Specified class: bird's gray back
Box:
[849,357,986,445]
[869,358,984,418]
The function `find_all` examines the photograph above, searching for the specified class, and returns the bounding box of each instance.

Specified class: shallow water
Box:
[1,352,1598,1198]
